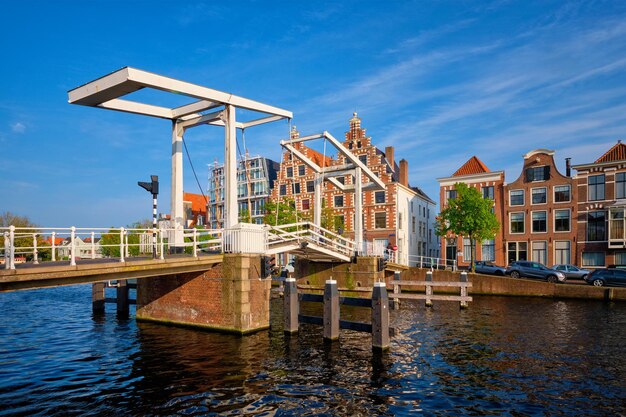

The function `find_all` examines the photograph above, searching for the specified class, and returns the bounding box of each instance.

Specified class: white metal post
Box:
[314,173,322,227]
[51,231,56,262]
[159,229,164,260]
[171,121,185,250]
[32,233,38,264]
[223,105,238,231]
[193,228,198,258]
[125,232,129,258]
[4,232,9,270]
[354,167,363,255]
[91,231,96,259]
[120,227,125,262]
[9,226,15,269]
[70,226,76,266]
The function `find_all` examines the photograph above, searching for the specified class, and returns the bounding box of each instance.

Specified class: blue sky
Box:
[2,1,626,227]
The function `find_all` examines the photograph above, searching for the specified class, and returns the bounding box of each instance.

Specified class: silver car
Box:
[551,264,590,280]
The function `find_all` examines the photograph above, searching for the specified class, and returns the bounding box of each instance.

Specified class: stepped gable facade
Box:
[437,156,506,267]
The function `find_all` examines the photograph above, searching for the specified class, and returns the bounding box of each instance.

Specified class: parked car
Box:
[506,261,566,283]
[584,268,626,287]
[474,261,506,276]
[551,264,591,280]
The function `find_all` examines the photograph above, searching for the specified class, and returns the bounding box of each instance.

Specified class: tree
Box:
[263,198,302,226]
[435,182,499,272]
[0,211,50,261]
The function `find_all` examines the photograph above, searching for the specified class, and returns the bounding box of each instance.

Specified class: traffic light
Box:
[377,257,388,272]
[261,255,275,278]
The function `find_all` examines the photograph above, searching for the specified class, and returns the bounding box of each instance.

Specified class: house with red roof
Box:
[437,156,506,268]
[572,140,626,268]
[183,192,208,227]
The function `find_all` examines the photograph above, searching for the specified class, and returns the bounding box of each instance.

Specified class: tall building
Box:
[270,114,438,264]
[437,156,506,268]
[573,140,626,267]
[503,149,577,266]
[207,154,279,229]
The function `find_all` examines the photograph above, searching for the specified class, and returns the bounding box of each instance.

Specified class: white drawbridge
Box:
[266,222,355,262]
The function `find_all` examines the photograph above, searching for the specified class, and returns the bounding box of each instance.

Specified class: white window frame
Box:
[509,189,524,206]
[531,210,548,234]
[553,184,571,203]
[554,208,571,233]
[510,211,525,234]
[531,187,547,205]
[554,240,571,265]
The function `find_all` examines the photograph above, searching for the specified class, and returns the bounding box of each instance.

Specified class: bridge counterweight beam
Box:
[354,167,363,255]
[224,105,238,231]
[171,121,185,250]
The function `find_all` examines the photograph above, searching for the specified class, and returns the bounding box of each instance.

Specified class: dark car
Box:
[506,261,566,283]
[584,268,626,287]
[474,261,506,276]
[551,264,591,280]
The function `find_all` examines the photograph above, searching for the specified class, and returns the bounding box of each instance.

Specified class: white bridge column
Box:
[314,173,322,227]
[354,167,363,255]
[224,105,238,230]
[171,121,185,249]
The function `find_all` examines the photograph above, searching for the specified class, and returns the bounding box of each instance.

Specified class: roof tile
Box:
[453,156,490,176]
[595,141,626,163]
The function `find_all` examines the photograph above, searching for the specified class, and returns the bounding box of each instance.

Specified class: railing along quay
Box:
[390,270,472,309]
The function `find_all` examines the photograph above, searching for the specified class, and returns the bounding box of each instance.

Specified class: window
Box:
[334,195,344,207]
[582,252,605,267]
[482,186,494,200]
[589,174,605,201]
[532,241,547,264]
[526,166,550,182]
[279,184,286,196]
[446,189,457,201]
[359,155,367,165]
[615,251,626,265]
[482,239,495,262]
[286,167,293,178]
[554,241,571,264]
[306,180,315,193]
[298,165,305,176]
[510,212,525,233]
[531,187,547,204]
[554,185,571,202]
[554,209,570,232]
[510,190,524,206]
[292,182,301,194]
[412,216,416,233]
[375,191,385,204]
[617,173,626,199]
[463,238,472,261]
[375,212,386,229]
[507,242,527,262]
[532,211,547,232]
[302,199,310,210]
[588,211,606,241]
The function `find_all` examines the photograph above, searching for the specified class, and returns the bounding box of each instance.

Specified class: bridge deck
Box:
[0,254,223,292]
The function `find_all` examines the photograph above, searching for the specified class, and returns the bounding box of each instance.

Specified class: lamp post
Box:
[138,175,159,259]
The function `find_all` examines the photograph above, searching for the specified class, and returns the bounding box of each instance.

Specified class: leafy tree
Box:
[435,182,499,272]
[0,211,48,261]
[263,198,300,226]
[239,209,251,224]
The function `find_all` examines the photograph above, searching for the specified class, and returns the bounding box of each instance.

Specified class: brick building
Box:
[437,156,506,268]
[572,140,626,268]
[503,149,577,266]
[271,114,438,264]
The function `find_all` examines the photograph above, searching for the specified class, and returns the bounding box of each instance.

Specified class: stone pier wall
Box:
[136,254,271,334]
[294,256,383,289]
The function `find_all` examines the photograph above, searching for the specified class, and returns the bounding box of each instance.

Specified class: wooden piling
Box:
[460,272,469,309]
[92,282,105,314]
[116,280,130,318]
[323,279,339,341]
[284,278,299,333]
[372,282,390,350]
[425,271,433,308]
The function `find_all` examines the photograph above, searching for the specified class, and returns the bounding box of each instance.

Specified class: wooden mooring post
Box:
[92,280,136,316]
[290,280,391,350]
[389,272,472,309]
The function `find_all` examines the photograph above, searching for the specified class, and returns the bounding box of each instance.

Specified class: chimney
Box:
[385,146,395,171]
[399,159,409,186]
[565,157,571,177]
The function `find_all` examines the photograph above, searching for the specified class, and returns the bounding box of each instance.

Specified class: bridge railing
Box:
[407,254,457,271]
[267,222,355,257]
[1,226,223,269]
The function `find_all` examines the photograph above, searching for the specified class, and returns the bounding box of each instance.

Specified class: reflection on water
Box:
[0,286,624,416]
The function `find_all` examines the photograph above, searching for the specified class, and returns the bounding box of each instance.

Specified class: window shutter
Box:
[544,166,550,180]
[525,168,533,182]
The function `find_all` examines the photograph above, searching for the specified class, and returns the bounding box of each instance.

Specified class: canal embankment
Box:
[393,268,626,302]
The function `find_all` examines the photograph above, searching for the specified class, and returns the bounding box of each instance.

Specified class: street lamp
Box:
[138,175,159,259]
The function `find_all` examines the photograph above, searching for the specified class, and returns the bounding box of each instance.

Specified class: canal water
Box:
[0,285,624,416]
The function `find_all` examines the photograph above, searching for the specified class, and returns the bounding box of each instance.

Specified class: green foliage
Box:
[100,228,141,258]
[435,182,500,272]
[239,209,251,224]
[263,198,301,226]
[0,211,43,261]
[184,226,216,254]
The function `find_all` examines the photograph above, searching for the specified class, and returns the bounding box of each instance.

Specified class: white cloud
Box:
[11,122,25,133]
